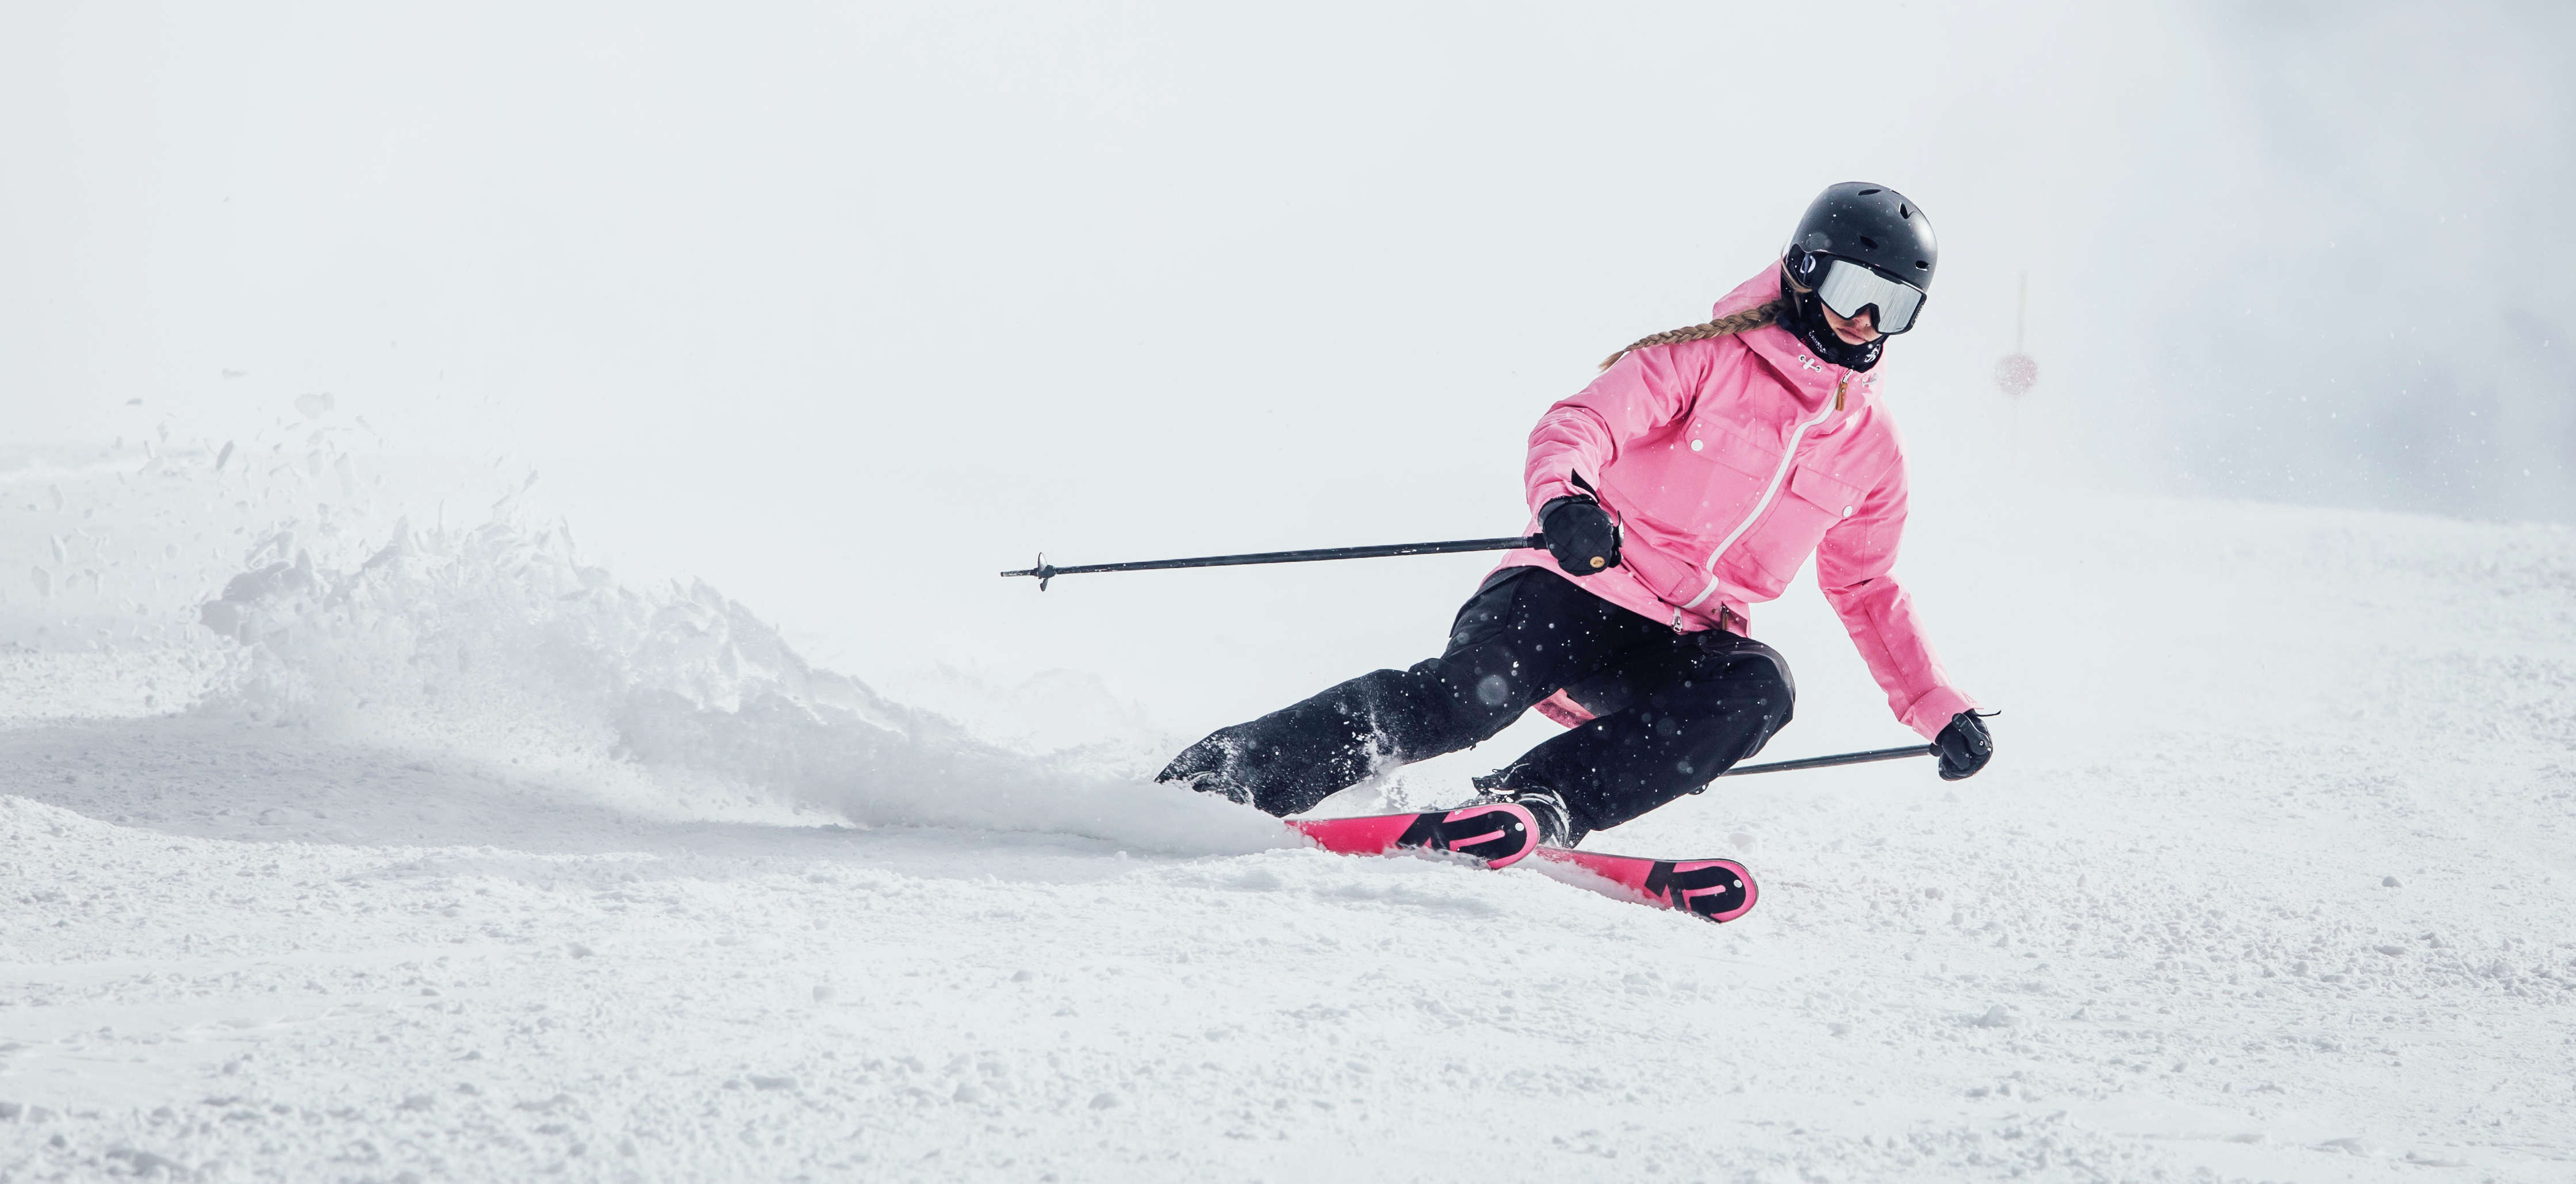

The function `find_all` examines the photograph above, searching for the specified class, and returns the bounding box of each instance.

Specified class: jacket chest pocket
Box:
[1739,464,1865,583]
[1695,423,1774,479]
[1786,465,1863,522]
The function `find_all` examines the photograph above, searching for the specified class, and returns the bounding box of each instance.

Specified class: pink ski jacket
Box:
[1494,265,1976,739]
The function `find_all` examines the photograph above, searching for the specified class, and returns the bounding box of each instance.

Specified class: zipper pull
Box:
[1834,376,1848,412]
[1672,608,1685,634]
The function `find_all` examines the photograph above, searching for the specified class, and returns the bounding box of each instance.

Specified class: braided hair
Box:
[1597,300,1782,371]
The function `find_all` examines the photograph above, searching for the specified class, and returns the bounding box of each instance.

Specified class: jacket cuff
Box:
[1902,687,1978,740]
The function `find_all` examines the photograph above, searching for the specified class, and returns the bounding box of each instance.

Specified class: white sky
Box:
[3,0,2566,685]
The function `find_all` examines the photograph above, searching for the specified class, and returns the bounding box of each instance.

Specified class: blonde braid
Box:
[1597,300,1782,371]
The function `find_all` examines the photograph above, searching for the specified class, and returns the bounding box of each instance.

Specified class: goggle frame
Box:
[1784,247,1927,335]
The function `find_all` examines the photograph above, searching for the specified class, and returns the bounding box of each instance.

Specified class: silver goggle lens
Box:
[1811,258,1925,334]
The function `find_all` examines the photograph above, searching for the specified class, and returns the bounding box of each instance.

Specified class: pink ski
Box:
[1286,803,1538,869]
[1528,847,1759,923]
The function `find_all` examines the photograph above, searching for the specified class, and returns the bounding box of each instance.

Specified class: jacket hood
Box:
[1708,266,1781,323]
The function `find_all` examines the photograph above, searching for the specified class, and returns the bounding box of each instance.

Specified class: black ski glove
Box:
[1935,711,1995,781]
[1539,495,1620,577]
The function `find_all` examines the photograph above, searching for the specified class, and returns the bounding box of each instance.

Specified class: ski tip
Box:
[1436,802,1538,869]
[1677,859,1757,924]
[1529,848,1758,923]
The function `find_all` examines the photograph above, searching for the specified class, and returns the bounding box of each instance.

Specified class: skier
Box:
[1158,182,1993,847]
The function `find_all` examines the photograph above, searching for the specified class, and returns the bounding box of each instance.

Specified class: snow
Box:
[3,443,2574,1183]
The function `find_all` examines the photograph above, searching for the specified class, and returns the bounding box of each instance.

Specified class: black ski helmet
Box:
[1782,182,1937,294]
[1774,182,1937,371]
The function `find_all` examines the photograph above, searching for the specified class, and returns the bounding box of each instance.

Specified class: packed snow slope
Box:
[2,440,2573,1183]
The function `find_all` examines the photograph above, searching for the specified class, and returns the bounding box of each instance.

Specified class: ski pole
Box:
[1000,534,1544,590]
[1716,744,1934,777]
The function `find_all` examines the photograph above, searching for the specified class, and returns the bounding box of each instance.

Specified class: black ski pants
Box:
[1156,566,1794,840]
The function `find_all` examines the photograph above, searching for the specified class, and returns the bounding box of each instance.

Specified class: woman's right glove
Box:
[1539,495,1621,576]
[1935,711,1995,780]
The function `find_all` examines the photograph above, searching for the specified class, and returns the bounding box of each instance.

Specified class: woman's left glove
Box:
[1935,711,1994,780]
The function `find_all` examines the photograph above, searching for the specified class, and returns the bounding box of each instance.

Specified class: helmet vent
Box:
[1915,260,1930,270]
[1900,203,1911,219]
[1858,188,1882,196]
[1858,236,1879,250]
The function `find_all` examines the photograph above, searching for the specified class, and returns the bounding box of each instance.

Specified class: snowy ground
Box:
[2,443,2573,1183]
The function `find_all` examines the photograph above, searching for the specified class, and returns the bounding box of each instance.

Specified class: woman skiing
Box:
[1158,181,1994,847]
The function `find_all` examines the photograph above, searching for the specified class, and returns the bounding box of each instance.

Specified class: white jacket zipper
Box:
[1680,376,1843,611]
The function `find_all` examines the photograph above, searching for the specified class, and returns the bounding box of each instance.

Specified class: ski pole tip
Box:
[996,553,1057,590]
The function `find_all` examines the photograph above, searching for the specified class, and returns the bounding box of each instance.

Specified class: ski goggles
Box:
[1784,248,1927,335]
